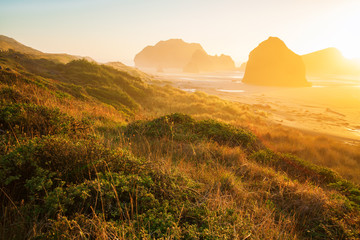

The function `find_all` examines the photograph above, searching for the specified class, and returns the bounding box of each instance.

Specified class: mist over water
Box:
[157,71,360,91]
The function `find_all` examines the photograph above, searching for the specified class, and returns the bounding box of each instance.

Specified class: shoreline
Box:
[152,71,360,142]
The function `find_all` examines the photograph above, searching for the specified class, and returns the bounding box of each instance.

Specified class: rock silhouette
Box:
[243,37,310,87]
[134,39,204,70]
[239,62,247,71]
[183,49,235,73]
[302,48,360,76]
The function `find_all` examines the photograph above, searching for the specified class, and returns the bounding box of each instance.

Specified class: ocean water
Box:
[217,89,245,93]
[180,88,197,92]
[157,72,360,93]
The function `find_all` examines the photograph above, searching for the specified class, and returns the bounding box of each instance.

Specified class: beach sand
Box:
[153,71,360,142]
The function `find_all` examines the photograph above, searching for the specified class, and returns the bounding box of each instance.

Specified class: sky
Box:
[1,0,360,66]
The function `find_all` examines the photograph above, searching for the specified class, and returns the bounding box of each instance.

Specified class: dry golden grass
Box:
[139,84,360,184]
[255,123,360,183]
[0,76,126,125]
[123,129,359,239]
[1,54,359,238]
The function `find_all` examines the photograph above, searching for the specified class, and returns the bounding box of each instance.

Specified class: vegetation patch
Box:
[125,113,259,150]
[1,50,359,239]
[0,103,90,137]
[1,136,246,239]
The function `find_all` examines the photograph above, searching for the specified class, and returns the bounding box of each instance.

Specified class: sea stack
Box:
[243,37,310,87]
[134,39,204,70]
[183,49,235,73]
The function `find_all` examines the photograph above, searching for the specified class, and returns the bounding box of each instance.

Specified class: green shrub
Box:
[125,113,258,150]
[0,86,29,103]
[195,119,257,149]
[86,86,139,113]
[0,103,89,137]
[250,149,278,164]
[0,70,19,85]
[0,136,242,239]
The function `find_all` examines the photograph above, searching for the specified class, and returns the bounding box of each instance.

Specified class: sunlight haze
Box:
[1,0,359,65]
[2,1,360,238]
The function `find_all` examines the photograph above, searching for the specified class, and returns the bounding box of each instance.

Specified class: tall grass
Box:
[1,51,360,239]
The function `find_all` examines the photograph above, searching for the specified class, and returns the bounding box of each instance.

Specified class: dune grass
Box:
[1,50,360,239]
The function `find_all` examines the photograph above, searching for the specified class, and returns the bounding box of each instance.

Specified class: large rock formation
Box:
[243,37,310,87]
[134,39,204,70]
[134,39,236,72]
[239,62,247,71]
[302,48,360,76]
[183,49,235,73]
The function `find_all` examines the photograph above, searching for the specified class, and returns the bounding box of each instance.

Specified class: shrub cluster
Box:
[125,113,259,150]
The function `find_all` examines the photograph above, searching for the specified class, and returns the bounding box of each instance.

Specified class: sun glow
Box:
[329,2,360,59]
[1,0,360,63]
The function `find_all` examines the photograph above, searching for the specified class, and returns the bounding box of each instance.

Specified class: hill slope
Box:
[0,35,43,55]
[0,49,360,239]
[0,35,94,64]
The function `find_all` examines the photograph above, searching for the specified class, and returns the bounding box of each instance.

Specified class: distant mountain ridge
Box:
[301,47,360,75]
[0,35,94,64]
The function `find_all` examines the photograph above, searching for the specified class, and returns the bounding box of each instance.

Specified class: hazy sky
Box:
[1,0,360,65]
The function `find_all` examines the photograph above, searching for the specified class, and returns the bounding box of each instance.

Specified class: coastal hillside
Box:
[3,0,360,237]
[1,43,360,238]
[0,35,93,64]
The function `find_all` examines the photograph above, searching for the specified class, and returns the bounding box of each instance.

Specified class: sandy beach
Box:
[154,71,360,142]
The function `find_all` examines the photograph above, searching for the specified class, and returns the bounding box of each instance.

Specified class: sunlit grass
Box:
[1,51,359,239]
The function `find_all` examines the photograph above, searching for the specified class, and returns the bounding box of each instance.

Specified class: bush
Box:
[250,149,278,164]
[0,136,241,239]
[0,103,90,137]
[0,86,29,103]
[125,113,258,150]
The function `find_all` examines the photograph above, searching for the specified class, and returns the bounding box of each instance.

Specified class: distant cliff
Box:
[135,39,236,72]
[183,50,235,73]
[239,62,247,71]
[243,37,310,87]
[302,48,360,76]
[134,39,204,70]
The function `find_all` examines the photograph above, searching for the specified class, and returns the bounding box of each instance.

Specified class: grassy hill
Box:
[0,35,94,64]
[1,49,360,239]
